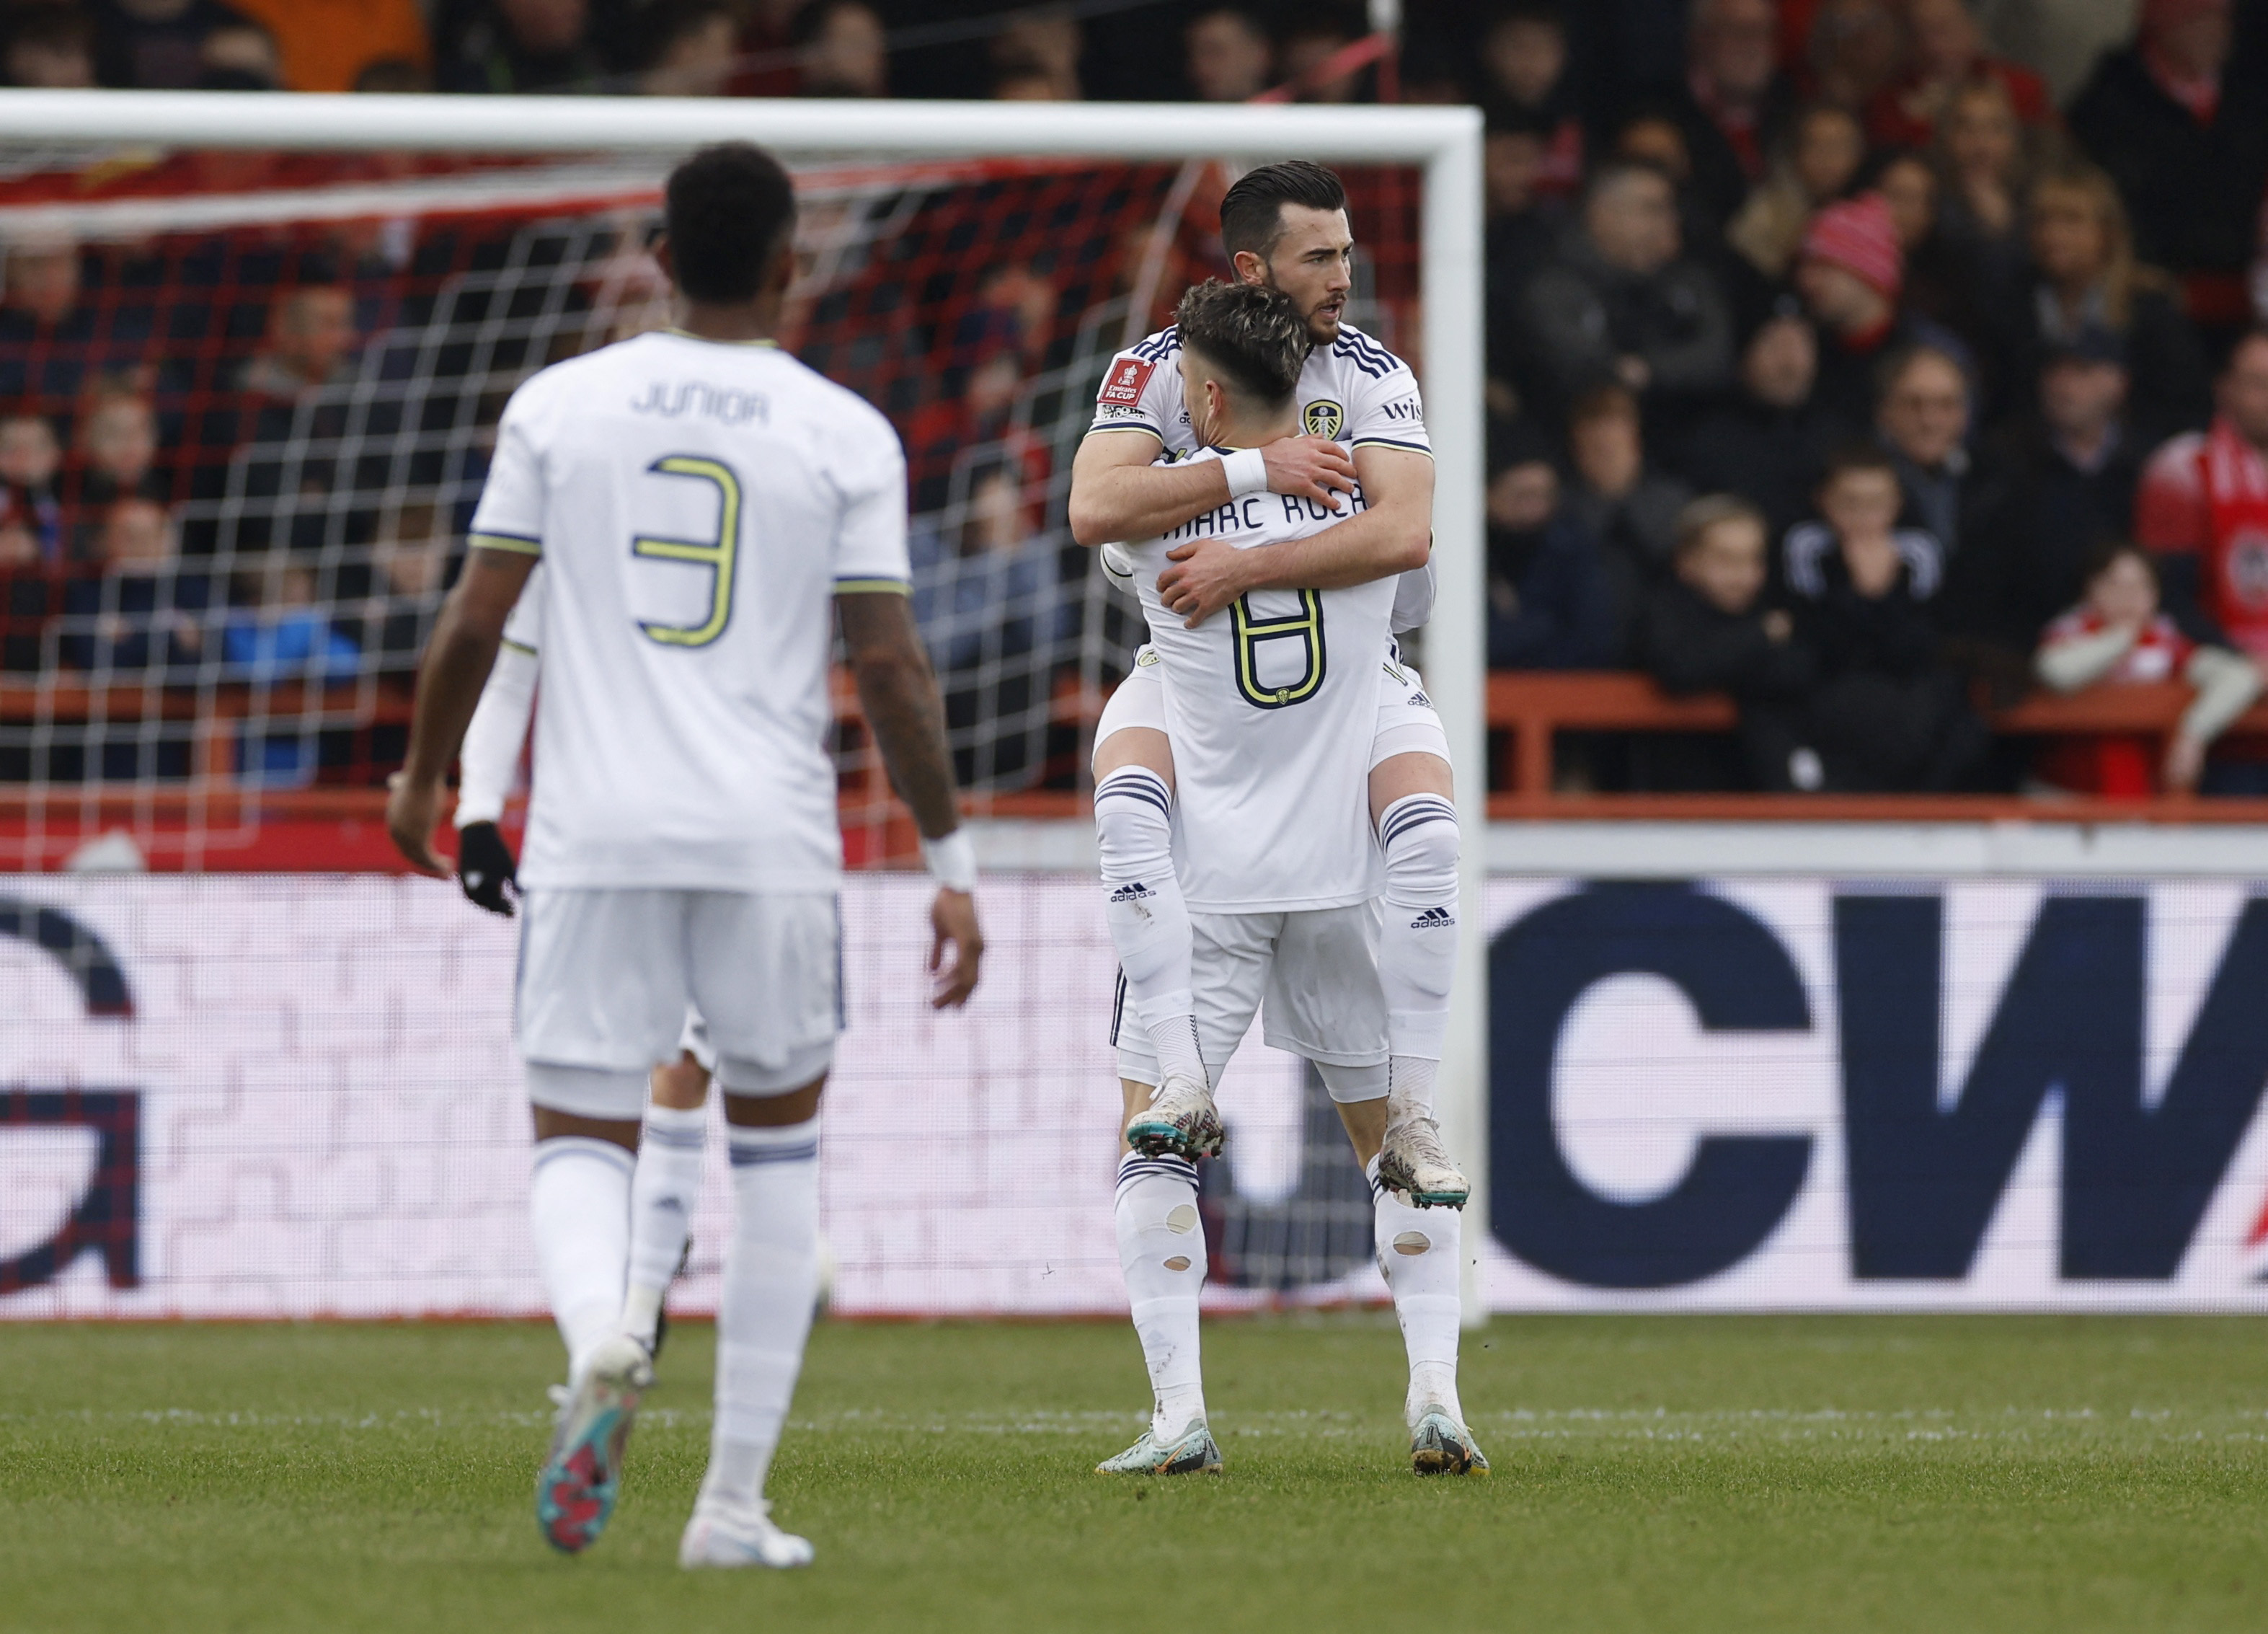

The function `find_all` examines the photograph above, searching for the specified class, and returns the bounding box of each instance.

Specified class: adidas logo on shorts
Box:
[1409,692,1430,708]
[1109,882,1157,903]
[1409,906,1455,929]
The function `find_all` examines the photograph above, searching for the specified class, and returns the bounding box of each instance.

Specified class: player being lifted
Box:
[387,143,983,1569]
[1083,278,1484,1479]
[1071,161,1466,1208]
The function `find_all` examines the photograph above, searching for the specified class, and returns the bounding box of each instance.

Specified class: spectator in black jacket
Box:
[1641,494,1815,789]
[2011,162,2212,452]
[1670,305,1853,538]
[2067,0,2268,332]
[1518,157,1735,422]
[1486,440,1617,670]
[1563,382,1693,660]
[1949,328,2146,658]
[1786,443,1987,790]
[1877,342,1993,562]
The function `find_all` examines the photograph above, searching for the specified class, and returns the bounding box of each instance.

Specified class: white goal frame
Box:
[0,90,1490,1322]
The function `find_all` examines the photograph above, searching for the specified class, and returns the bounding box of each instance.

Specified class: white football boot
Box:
[678,1499,816,1570]
[1095,1418,1224,1475]
[1376,1113,1470,1209]
[1407,1397,1489,1477]
[1122,1073,1224,1160]
[534,1330,654,1553]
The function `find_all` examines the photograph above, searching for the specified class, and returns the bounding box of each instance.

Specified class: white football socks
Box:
[622,1099,706,1348]
[1114,1151,1207,1441]
[1095,766,1206,1088]
[1377,792,1460,1120]
[701,1117,822,1511]
[528,1135,634,1381]
[1370,1154,1464,1424]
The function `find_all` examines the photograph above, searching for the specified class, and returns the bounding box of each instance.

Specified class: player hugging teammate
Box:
[1070,162,1484,1477]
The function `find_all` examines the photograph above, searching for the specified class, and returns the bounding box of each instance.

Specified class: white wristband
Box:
[921,829,978,893]
[1221,446,1268,498]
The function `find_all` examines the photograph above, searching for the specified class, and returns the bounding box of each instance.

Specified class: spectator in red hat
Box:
[1796,190,1910,424]
[2069,0,2268,337]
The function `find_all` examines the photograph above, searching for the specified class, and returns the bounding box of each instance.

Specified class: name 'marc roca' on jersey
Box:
[1115,449,1396,914]
[466,329,911,893]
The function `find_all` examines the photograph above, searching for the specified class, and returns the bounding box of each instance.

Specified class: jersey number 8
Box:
[1231,590,1326,709]
[632,454,742,649]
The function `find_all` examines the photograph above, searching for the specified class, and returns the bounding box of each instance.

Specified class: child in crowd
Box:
[1642,495,1815,789]
[1784,444,1985,790]
[2033,540,2262,795]
[0,410,62,565]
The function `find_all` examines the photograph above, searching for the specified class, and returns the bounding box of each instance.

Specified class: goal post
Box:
[0,91,1489,1322]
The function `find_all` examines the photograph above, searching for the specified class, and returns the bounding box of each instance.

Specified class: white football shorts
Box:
[518,888,838,1116]
[1094,640,1450,772]
[1113,901,1389,1103]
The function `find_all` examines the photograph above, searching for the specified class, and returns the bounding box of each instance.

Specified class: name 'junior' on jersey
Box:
[466,330,911,893]
[1109,449,1395,915]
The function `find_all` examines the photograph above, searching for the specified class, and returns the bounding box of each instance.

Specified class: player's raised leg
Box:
[620,1043,708,1356]
[1093,664,1218,1160]
[1369,692,1469,1208]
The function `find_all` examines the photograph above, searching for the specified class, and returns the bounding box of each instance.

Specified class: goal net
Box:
[0,94,1484,1322]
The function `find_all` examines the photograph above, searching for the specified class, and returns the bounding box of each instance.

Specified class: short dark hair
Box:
[1174,278,1308,405]
[1821,441,1897,485]
[1675,494,1767,557]
[2081,536,2156,588]
[1582,154,1673,206]
[1568,382,1639,429]
[1219,160,1347,259]
[665,142,797,304]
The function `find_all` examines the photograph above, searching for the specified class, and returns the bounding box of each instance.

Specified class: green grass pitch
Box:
[7,1313,2267,1632]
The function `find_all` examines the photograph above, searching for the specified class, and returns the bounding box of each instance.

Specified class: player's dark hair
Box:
[1174,278,1308,405]
[1219,160,1347,259]
[664,142,797,304]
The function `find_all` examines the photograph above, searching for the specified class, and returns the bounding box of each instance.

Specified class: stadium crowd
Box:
[3,0,2268,796]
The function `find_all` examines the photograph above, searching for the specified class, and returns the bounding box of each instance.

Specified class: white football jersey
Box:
[1110,449,1395,914]
[467,330,910,892]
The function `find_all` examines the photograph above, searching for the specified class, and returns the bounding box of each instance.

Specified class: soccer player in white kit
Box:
[1084,280,1486,1480]
[386,143,984,1568]
[448,565,732,1362]
[1070,162,1469,1211]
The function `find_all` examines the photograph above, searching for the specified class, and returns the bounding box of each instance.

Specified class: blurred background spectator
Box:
[1518,157,1734,420]
[1642,493,1815,787]
[225,0,428,92]
[1184,6,1271,102]
[1562,382,1693,658]
[1485,433,1617,671]
[793,0,887,97]
[4,6,97,86]
[440,0,605,93]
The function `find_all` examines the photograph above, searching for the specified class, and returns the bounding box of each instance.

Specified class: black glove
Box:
[456,821,518,917]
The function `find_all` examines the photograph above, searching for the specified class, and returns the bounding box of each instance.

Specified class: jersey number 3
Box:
[1231,590,1326,708]
[632,454,742,648]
